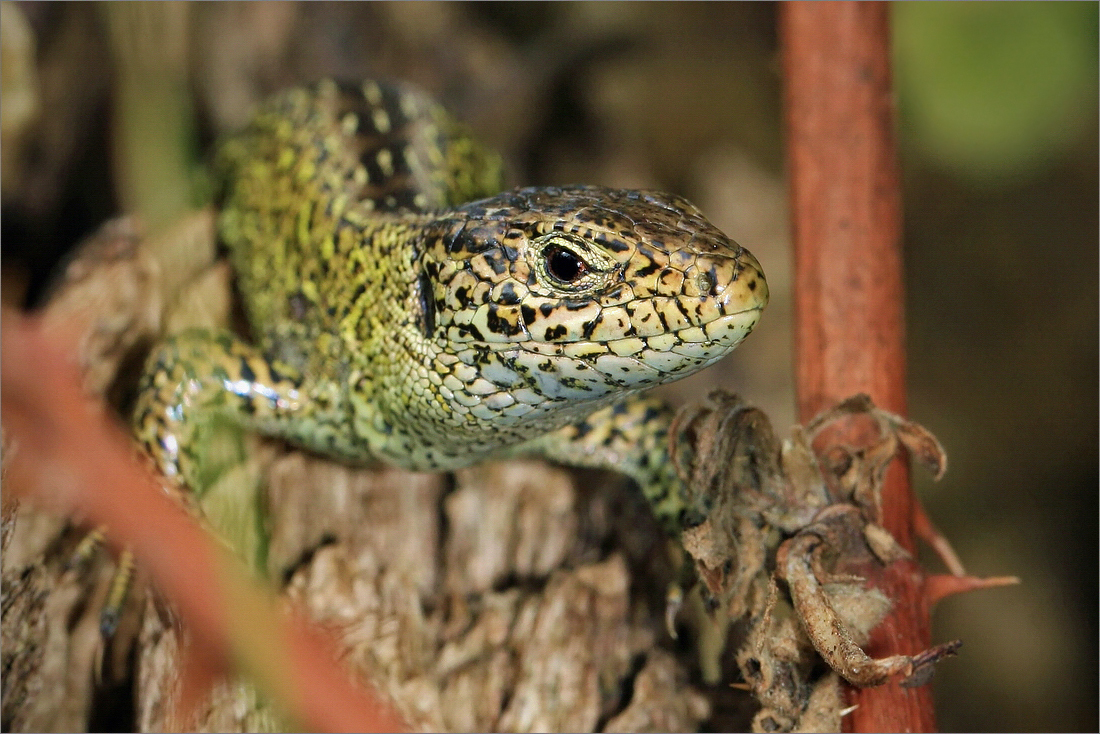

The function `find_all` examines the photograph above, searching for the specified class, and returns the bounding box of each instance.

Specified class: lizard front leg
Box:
[521,396,695,533]
[134,328,309,486]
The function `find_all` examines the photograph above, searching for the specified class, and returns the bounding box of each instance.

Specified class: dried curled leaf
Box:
[669,390,972,732]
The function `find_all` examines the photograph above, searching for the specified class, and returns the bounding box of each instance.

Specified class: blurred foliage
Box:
[895,6,1098,730]
[893,2,1099,182]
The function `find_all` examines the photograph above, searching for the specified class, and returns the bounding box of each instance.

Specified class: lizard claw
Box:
[665,582,684,639]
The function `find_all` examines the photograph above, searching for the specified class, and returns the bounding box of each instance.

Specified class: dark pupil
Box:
[546,246,587,283]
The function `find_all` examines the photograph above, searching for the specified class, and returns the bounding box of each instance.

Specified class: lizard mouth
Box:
[595,305,765,381]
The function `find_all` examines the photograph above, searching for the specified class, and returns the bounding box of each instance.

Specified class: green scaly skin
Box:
[133,79,769,536]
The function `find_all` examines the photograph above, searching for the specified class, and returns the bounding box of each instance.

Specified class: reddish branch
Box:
[780,2,935,731]
[1,309,408,733]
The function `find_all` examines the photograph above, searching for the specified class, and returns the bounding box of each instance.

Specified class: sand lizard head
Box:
[414,185,768,418]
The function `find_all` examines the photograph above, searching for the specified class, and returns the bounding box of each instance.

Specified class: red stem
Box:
[780,2,936,731]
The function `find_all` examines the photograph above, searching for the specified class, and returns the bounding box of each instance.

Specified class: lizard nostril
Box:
[693,271,715,296]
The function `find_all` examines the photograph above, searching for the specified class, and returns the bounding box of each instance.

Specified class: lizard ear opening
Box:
[416,270,436,339]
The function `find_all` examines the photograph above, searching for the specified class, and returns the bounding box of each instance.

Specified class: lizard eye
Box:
[544,245,589,284]
[529,232,614,295]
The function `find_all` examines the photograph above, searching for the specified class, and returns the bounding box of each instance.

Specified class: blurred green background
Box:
[2,2,1095,731]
